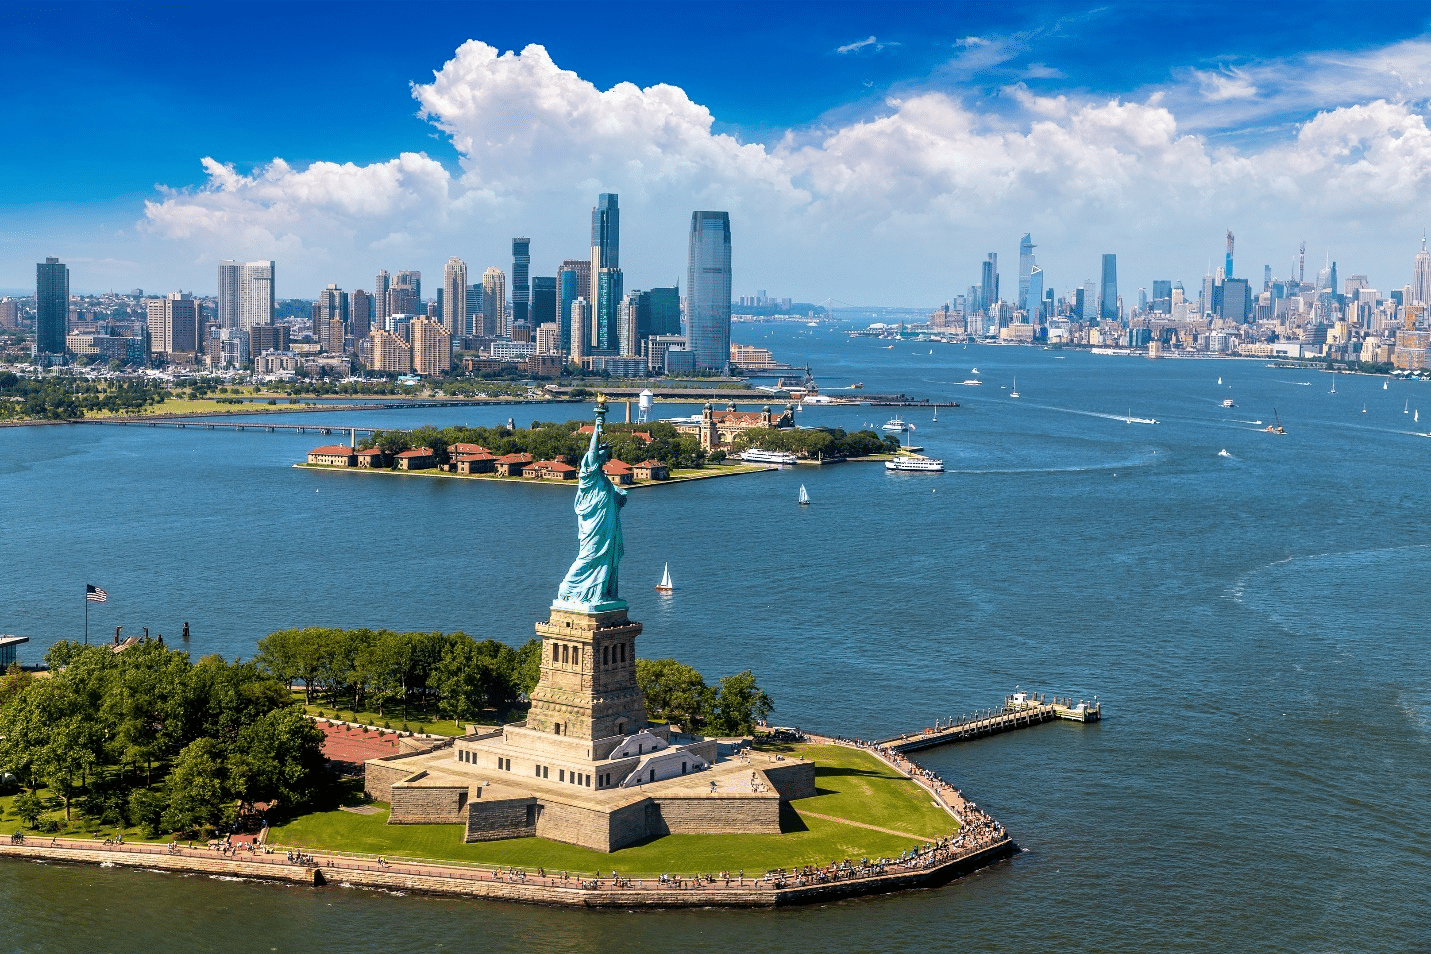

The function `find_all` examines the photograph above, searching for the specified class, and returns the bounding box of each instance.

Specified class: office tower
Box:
[1263,264,1272,290]
[531,276,557,333]
[375,270,391,326]
[618,291,641,357]
[410,315,451,376]
[442,257,467,334]
[590,194,619,337]
[595,268,623,352]
[1099,254,1118,322]
[316,284,349,353]
[1026,266,1044,321]
[1221,278,1250,322]
[686,211,733,372]
[1151,280,1172,314]
[1412,235,1431,306]
[218,260,275,332]
[351,290,372,340]
[1018,234,1036,311]
[980,253,999,311]
[1082,280,1098,323]
[36,257,69,355]
[1201,273,1216,317]
[481,267,507,338]
[248,323,289,354]
[511,238,531,325]
[558,260,590,353]
[463,283,482,335]
[569,297,589,366]
[638,286,681,339]
[1225,230,1235,279]
[145,293,198,355]
[535,322,561,355]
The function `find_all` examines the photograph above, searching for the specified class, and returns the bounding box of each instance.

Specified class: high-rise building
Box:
[1221,278,1250,322]
[569,297,589,366]
[638,286,681,340]
[558,260,590,354]
[511,238,531,326]
[980,253,999,312]
[36,257,69,355]
[351,290,373,340]
[367,328,412,374]
[410,315,451,376]
[374,270,391,326]
[218,260,275,332]
[1026,266,1044,322]
[590,194,619,343]
[389,270,421,317]
[618,292,641,357]
[1412,235,1431,306]
[1082,280,1098,323]
[1018,234,1036,311]
[686,211,732,373]
[595,268,623,352]
[1151,280,1172,314]
[1225,230,1235,280]
[482,267,507,338]
[531,276,557,334]
[145,293,198,356]
[443,257,468,335]
[1099,254,1118,323]
[316,283,349,354]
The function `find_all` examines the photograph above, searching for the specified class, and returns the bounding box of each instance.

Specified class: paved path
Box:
[797,810,924,839]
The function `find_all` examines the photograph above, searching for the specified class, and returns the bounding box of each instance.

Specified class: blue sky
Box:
[5,1,1431,303]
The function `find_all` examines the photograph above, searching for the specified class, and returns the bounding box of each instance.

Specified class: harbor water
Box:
[2,326,1428,953]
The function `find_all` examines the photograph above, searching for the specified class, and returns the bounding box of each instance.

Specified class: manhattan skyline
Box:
[5,2,1431,303]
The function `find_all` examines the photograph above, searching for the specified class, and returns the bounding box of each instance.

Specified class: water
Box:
[3,327,1429,952]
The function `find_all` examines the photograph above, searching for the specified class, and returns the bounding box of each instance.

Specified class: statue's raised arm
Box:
[555,400,627,609]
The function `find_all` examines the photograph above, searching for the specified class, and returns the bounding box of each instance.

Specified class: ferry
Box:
[885,453,944,473]
[961,379,983,386]
[882,417,912,433]
[1222,398,1236,408]
[739,448,798,466]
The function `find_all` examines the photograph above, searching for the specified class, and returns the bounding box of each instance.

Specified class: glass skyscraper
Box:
[590,195,619,352]
[686,211,732,373]
[1099,254,1119,323]
[557,260,590,354]
[36,257,69,355]
[1018,234,1035,311]
[638,286,681,340]
[595,268,623,353]
[531,276,557,332]
[511,237,531,326]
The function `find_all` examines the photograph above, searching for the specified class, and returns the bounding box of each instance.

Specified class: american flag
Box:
[85,584,107,603]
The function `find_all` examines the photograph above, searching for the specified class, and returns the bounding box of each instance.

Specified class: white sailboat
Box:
[1330,378,1336,394]
[1405,400,1410,413]
[1218,376,1222,385]
[932,408,938,422]
[798,484,810,506]
[1010,376,1020,399]
[1384,380,1389,390]
[1417,410,1421,424]
[655,563,673,593]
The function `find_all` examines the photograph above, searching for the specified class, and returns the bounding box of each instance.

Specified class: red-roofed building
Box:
[680,403,795,451]
[602,460,634,486]
[308,445,356,467]
[633,459,669,481]
[454,452,496,475]
[356,447,390,468]
[395,447,437,470]
[447,442,489,456]
[530,459,577,481]
[494,452,533,477]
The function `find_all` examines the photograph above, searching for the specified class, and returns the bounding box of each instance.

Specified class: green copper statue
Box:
[557,399,627,608]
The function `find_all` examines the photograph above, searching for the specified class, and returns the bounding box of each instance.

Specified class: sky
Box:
[5,1,1431,305]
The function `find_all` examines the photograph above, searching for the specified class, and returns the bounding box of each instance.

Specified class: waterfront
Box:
[3,325,1429,952]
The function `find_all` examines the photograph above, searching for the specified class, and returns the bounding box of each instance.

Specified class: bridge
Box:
[75,419,385,438]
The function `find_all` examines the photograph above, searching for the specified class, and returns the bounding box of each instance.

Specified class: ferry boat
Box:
[961,379,983,386]
[1222,398,1236,408]
[885,453,944,473]
[739,448,798,466]
[881,417,912,433]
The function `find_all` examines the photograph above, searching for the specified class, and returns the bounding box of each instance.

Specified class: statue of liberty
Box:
[556,399,627,608]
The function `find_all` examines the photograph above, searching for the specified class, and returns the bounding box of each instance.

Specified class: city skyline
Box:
[7,3,1431,303]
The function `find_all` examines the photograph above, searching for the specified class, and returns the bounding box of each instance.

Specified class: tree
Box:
[12,791,43,828]
[708,670,774,736]
[637,658,714,732]
[256,627,329,703]
[161,738,229,836]
[230,707,327,812]
[513,638,543,697]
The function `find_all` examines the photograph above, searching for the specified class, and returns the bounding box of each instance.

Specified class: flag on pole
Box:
[85,584,108,603]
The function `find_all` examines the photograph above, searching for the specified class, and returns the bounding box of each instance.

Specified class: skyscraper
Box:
[595,268,623,352]
[686,211,732,373]
[316,284,349,353]
[591,194,619,348]
[351,290,373,340]
[569,297,589,366]
[638,286,681,339]
[145,293,198,356]
[511,238,531,326]
[218,260,275,332]
[531,276,557,333]
[35,257,69,355]
[1026,266,1044,322]
[374,270,391,326]
[1018,234,1036,311]
[443,257,468,335]
[618,291,641,357]
[483,266,507,338]
[558,260,590,352]
[388,271,420,317]
[1099,254,1119,323]
[1412,235,1431,306]
[1082,280,1098,323]
[980,253,999,312]
[409,315,451,376]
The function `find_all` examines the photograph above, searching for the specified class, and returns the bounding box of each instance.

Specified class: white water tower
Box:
[637,388,654,423]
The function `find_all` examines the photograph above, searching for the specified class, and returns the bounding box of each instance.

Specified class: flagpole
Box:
[85,589,89,645]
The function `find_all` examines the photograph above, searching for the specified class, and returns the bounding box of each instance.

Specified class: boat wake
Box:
[1022,403,1159,425]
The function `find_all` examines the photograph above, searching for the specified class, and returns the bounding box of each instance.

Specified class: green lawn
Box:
[268,744,955,875]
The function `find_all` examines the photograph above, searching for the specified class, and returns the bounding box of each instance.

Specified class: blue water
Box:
[3,327,1428,953]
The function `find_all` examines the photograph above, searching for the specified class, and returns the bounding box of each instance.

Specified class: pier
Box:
[878,691,1100,754]
[76,419,382,438]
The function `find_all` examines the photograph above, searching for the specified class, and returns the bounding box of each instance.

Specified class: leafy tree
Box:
[12,791,43,827]
[513,638,543,696]
[161,738,229,836]
[707,670,774,736]
[637,658,714,732]
[256,627,329,703]
[229,707,327,811]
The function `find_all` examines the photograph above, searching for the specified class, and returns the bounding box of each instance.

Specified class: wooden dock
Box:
[878,691,1100,754]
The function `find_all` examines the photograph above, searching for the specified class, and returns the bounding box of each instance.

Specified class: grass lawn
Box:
[82,397,321,418]
[0,789,168,844]
[269,744,956,875]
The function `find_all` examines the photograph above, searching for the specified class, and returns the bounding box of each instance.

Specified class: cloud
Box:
[837,36,880,55]
[141,39,1431,304]
[1192,67,1258,101]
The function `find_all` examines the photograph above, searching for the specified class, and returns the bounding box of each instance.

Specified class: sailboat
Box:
[1417,410,1421,424]
[1010,376,1020,399]
[1330,378,1336,394]
[798,485,810,507]
[1218,376,1222,385]
[1384,380,1389,390]
[1404,400,1410,414]
[932,408,938,423]
[655,564,673,593]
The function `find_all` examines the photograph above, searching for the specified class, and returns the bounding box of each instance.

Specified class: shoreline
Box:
[293,462,774,488]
